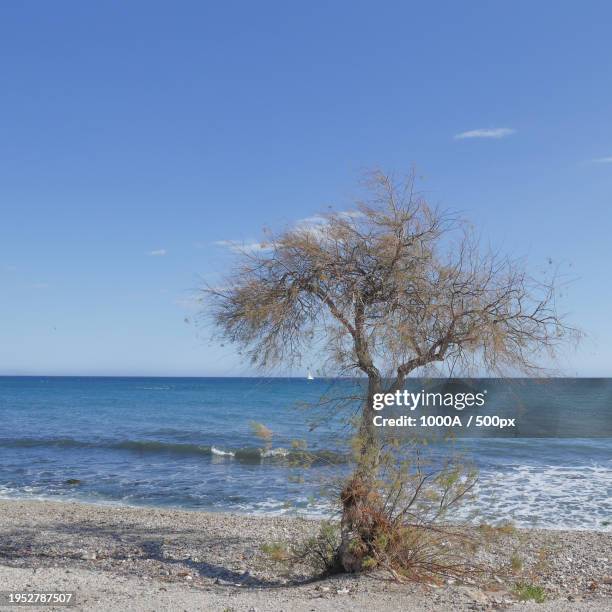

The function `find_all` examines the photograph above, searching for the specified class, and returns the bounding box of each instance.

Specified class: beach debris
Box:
[80,551,96,560]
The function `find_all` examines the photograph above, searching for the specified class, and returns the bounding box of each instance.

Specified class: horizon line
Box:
[0,374,605,380]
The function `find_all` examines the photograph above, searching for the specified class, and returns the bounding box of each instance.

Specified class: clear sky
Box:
[1,1,611,376]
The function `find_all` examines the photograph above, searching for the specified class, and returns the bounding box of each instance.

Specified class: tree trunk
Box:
[338,375,381,572]
[357,375,381,472]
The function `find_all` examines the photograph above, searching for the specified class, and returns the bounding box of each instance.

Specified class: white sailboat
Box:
[307,369,315,380]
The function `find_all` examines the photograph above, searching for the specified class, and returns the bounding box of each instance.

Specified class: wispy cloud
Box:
[149,249,167,256]
[297,210,364,226]
[215,210,366,252]
[294,214,333,240]
[338,210,365,219]
[213,240,272,254]
[295,215,327,231]
[589,156,612,164]
[454,127,515,140]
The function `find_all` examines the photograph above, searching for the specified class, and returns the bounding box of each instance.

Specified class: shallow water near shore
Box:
[0,376,610,530]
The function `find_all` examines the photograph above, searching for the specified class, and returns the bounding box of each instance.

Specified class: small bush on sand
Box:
[260,542,290,562]
[262,440,481,583]
[497,521,517,536]
[292,521,342,575]
[515,583,546,603]
[260,523,341,575]
[334,439,480,582]
[510,554,523,573]
[478,521,517,546]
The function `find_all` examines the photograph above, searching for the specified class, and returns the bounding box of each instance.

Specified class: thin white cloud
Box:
[149,249,167,256]
[212,240,272,254]
[215,210,367,252]
[294,210,366,241]
[294,215,328,238]
[297,215,328,227]
[297,210,364,228]
[338,210,365,219]
[589,156,612,164]
[454,128,515,140]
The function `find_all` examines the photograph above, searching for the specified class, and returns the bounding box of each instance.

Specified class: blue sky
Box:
[1,1,611,376]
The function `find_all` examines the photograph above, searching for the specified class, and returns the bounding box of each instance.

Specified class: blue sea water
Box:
[0,376,610,531]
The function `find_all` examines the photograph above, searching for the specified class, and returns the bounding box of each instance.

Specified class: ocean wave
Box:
[0,437,347,464]
[0,437,88,449]
[112,440,213,455]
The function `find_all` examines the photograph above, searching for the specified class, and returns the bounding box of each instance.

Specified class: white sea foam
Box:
[236,496,335,518]
[2,464,610,530]
[458,464,612,531]
[261,447,290,458]
[210,446,235,457]
[216,462,612,529]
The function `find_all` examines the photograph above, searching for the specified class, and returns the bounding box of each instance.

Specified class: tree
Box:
[204,170,576,574]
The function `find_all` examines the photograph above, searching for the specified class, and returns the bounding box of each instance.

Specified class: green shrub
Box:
[292,521,342,575]
[509,554,523,572]
[515,583,546,603]
[260,542,289,562]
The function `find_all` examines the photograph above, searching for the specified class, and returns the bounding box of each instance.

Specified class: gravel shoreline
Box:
[0,499,610,611]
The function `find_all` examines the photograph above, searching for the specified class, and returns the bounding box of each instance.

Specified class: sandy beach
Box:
[0,499,610,611]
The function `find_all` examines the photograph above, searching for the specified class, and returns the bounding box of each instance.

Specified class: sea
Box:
[0,376,610,531]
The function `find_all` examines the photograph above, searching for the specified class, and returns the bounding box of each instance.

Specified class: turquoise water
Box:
[0,377,610,530]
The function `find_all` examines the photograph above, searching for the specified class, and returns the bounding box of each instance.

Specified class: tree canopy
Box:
[206,171,576,388]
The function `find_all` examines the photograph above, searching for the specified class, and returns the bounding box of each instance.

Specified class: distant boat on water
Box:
[307,370,314,380]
